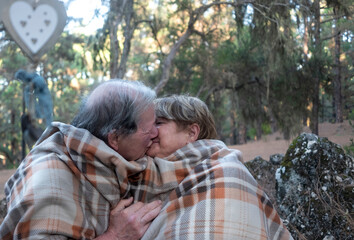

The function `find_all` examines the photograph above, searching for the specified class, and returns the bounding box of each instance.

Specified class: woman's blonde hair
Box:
[154,95,217,139]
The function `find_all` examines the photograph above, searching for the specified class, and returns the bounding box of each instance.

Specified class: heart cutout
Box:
[1,0,67,62]
[20,20,27,27]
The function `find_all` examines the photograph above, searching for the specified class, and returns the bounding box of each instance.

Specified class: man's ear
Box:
[107,132,119,151]
[188,123,200,142]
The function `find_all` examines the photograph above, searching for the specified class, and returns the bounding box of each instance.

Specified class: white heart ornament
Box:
[2,0,67,62]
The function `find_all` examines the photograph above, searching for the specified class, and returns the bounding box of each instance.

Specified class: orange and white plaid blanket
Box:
[1,122,292,239]
[0,122,147,239]
[130,140,293,240]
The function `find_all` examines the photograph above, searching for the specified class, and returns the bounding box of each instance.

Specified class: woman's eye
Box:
[155,118,167,126]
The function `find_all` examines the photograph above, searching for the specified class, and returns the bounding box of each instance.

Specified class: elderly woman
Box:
[129,95,293,240]
[147,95,218,158]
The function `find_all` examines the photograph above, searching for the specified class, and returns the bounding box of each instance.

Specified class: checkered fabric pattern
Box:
[0,122,147,239]
[131,140,293,240]
[0,122,292,239]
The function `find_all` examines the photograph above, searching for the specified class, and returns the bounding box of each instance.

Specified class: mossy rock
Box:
[276,133,354,239]
[245,156,279,210]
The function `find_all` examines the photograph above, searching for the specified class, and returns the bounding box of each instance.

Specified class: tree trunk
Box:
[238,123,247,145]
[256,83,262,140]
[310,0,321,135]
[229,92,238,145]
[303,11,309,61]
[11,108,17,164]
[109,0,120,78]
[109,0,132,79]
[301,3,310,127]
[154,30,192,93]
[117,0,135,79]
[333,6,343,123]
[256,119,262,141]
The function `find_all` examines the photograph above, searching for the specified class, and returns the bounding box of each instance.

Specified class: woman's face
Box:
[146,118,191,158]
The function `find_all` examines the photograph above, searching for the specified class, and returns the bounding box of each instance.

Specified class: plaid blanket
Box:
[0,122,147,239]
[130,140,293,240]
[1,122,292,239]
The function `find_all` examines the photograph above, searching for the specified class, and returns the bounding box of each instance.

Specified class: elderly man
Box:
[0,80,162,239]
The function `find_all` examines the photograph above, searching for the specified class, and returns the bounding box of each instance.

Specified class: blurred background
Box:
[0,0,353,167]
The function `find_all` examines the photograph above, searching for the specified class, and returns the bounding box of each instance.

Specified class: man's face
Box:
[117,106,158,161]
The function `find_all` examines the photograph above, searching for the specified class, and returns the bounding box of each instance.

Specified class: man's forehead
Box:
[138,106,155,124]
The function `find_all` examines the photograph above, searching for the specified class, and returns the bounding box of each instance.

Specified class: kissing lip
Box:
[147,139,159,149]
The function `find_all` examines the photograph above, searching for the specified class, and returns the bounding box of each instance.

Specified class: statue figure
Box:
[15,69,53,126]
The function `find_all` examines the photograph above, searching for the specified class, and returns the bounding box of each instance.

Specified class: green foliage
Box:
[247,127,257,140]
[0,43,28,72]
[262,123,272,135]
[344,138,354,156]
[246,123,272,141]
[0,28,96,164]
[0,81,23,164]
[343,120,354,156]
[0,0,352,165]
[52,85,82,123]
[349,110,354,121]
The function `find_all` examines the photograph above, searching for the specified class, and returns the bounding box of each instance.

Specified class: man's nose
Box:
[150,125,158,138]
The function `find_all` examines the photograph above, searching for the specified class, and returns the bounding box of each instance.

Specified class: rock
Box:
[270,153,284,165]
[0,198,7,224]
[245,156,279,209]
[276,133,354,239]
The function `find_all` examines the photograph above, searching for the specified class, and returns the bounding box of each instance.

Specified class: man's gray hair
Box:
[71,79,156,142]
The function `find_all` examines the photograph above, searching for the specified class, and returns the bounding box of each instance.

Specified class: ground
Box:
[230,120,353,162]
[0,121,352,199]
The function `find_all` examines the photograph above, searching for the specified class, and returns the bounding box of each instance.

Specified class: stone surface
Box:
[276,133,354,239]
[270,153,284,165]
[0,198,6,224]
[245,156,279,208]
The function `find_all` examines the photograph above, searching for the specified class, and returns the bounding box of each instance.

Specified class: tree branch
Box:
[148,18,165,56]
[320,14,346,24]
[117,0,135,78]
[154,0,253,93]
[321,31,341,42]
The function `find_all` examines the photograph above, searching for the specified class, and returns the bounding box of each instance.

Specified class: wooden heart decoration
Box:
[2,0,67,62]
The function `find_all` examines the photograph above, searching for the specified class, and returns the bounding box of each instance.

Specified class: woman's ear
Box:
[107,132,119,151]
[188,123,200,142]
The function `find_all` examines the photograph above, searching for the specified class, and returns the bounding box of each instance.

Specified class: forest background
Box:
[0,0,353,167]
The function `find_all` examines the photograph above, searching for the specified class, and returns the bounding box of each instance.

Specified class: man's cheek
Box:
[145,137,152,146]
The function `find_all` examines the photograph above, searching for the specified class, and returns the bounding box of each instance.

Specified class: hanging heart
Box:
[1,0,67,62]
